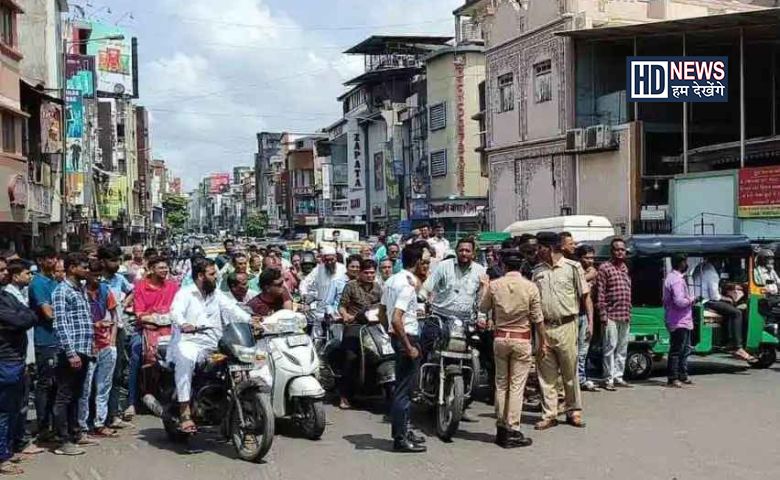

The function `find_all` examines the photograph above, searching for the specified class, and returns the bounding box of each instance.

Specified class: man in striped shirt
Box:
[597,238,633,391]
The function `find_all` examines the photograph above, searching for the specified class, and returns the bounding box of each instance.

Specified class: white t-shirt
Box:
[382,270,420,336]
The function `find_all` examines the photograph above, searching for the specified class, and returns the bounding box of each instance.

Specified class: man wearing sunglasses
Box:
[598,238,633,391]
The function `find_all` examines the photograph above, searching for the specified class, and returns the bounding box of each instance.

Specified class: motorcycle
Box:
[258,310,327,440]
[321,306,396,405]
[152,323,275,463]
[417,313,476,441]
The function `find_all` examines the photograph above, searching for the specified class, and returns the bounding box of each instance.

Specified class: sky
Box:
[72,0,463,190]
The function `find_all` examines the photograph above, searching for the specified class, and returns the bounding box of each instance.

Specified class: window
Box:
[1,113,16,154]
[534,60,552,103]
[498,73,514,113]
[430,150,447,177]
[429,102,446,131]
[1,7,14,47]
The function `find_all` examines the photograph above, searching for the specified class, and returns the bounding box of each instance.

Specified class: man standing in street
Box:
[383,242,428,453]
[0,258,38,475]
[52,253,95,456]
[559,232,577,260]
[98,245,134,430]
[78,261,119,439]
[575,244,599,392]
[532,232,587,430]
[598,238,633,391]
[387,243,402,274]
[479,249,541,448]
[428,223,450,262]
[3,260,46,459]
[663,254,695,388]
[28,247,61,444]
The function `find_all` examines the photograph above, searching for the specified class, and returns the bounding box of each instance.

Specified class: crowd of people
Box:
[0,222,767,472]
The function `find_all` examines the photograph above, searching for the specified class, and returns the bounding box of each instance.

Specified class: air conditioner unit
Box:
[585,124,611,149]
[566,128,583,151]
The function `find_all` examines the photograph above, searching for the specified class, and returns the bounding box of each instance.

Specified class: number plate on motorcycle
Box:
[229,364,252,372]
[286,334,309,347]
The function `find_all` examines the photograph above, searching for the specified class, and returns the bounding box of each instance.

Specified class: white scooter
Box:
[258,310,327,440]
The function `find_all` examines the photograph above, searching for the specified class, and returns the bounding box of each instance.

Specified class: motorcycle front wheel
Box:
[229,391,274,463]
[435,375,464,442]
[297,399,326,440]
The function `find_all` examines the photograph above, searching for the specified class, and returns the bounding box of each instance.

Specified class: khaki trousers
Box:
[493,338,532,431]
[537,320,582,420]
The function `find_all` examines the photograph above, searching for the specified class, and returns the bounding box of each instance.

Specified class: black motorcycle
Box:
[153,323,275,463]
[323,307,396,404]
[418,313,476,441]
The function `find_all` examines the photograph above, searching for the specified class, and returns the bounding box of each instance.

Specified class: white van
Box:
[503,215,616,242]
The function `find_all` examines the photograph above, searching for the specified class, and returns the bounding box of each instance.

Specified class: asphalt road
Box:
[24,357,780,480]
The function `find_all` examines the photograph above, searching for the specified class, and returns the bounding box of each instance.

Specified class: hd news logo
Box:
[627,56,728,103]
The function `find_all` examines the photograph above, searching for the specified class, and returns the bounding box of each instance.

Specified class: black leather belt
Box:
[546,315,576,327]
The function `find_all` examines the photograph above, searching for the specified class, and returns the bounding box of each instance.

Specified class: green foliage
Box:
[163,193,188,232]
[245,212,269,237]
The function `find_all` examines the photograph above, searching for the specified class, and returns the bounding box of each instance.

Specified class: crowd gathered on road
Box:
[0,223,776,473]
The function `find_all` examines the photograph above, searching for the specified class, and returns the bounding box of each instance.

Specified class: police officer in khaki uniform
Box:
[480,249,544,448]
[532,232,589,430]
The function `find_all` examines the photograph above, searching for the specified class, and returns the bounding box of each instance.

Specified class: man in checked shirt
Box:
[598,238,633,391]
[51,252,95,456]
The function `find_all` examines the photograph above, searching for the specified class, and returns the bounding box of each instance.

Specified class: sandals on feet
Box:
[179,417,197,434]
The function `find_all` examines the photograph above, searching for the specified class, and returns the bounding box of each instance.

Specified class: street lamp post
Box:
[60,33,124,251]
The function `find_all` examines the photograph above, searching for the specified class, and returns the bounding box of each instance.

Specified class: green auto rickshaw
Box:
[593,235,779,379]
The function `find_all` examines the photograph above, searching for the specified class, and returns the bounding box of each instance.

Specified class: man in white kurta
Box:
[299,246,346,314]
[169,259,251,430]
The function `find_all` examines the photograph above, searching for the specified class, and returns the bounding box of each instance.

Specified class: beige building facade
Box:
[425,46,488,229]
[456,0,764,232]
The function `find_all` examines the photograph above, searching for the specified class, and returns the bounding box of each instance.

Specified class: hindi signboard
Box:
[738,166,780,218]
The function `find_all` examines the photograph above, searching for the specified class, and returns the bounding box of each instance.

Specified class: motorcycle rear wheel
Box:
[435,375,464,441]
[230,392,275,463]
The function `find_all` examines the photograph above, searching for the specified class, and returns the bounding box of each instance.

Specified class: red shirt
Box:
[247,290,291,317]
[133,278,179,322]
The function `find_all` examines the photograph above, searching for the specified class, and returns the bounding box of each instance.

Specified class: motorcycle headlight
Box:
[232,345,261,364]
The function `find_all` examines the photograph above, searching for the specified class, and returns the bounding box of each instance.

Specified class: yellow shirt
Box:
[479,272,543,334]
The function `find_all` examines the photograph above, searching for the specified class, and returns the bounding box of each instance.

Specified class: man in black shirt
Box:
[0,258,38,475]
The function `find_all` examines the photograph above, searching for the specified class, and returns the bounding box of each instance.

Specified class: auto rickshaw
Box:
[593,235,779,379]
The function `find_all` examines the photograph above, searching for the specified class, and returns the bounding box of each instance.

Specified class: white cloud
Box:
[136,0,462,189]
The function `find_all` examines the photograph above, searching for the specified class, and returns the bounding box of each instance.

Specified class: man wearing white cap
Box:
[300,246,347,313]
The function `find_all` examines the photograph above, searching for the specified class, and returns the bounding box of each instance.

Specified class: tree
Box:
[245,212,269,238]
[163,193,189,232]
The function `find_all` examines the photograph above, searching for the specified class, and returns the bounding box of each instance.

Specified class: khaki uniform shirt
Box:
[479,272,543,334]
[532,256,589,322]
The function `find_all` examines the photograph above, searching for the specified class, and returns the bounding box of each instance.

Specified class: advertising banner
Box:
[209,173,230,194]
[65,90,84,139]
[384,142,400,222]
[99,175,127,220]
[40,102,62,154]
[66,54,96,98]
[65,138,84,173]
[321,164,332,200]
[66,173,85,205]
[738,166,780,218]
[86,23,135,97]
